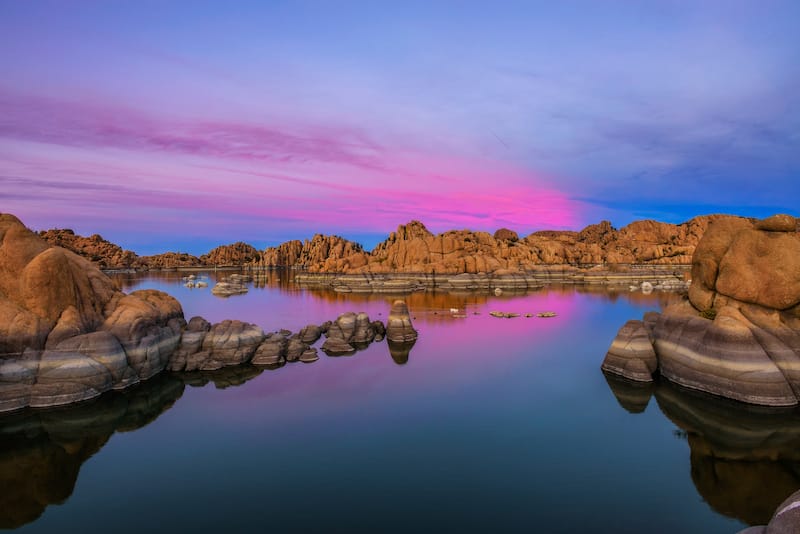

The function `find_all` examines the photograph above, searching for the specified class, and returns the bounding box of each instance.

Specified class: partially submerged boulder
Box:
[385,300,418,343]
[603,214,800,406]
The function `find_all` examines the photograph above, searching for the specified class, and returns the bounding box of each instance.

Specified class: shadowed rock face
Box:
[604,376,800,527]
[602,214,800,406]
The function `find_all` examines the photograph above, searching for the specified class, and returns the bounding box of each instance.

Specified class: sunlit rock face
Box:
[0,214,184,412]
[602,214,800,406]
[249,216,726,275]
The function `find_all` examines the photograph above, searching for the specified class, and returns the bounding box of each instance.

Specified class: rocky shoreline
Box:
[290,265,690,293]
[0,213,419,413]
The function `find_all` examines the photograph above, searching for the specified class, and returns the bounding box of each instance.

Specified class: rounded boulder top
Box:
[754,214,797,233]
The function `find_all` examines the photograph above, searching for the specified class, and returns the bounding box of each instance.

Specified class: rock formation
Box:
[385,300,419,343]
[252,234,365,270]
[602,214,800,406]
[199,241,260,266]
[248,216,725,275]
[37,228,146,270]
[0,213,186,411]
[0,213,420,412]
[139,251,201,269]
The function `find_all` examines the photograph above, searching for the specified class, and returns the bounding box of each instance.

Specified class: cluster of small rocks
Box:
[167,300,418,372]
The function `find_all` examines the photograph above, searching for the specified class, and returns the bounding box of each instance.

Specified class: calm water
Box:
[3,271,799,533]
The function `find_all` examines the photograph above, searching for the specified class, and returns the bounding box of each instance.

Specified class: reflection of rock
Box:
[385,300,418,342]
[176,364,264,389]
[0,374,184,529]
[387,339,416,365]
[651,379,800,527]
[603,214,800,406]
[602,371,654,413]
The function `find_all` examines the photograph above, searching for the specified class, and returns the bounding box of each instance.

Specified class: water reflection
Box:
[0,339,415,528]
[604,374,800,526]
[110,269,683,312]
[0,375,185,529]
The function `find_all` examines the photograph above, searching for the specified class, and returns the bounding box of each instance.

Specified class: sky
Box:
[1,1,798,254]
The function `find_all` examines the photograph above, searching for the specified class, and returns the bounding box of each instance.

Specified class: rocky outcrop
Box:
[167,320,265,372]
[0,214,187,412]
[199,242,260,266]
[2,214,422,413]
[602,214,800,406]
[252,234,365,270]
[37,228,145,270]
[139,251,201,269]
[248,216,727,275]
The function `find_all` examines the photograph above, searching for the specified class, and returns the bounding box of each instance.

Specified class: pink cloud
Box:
[0,89,589,244]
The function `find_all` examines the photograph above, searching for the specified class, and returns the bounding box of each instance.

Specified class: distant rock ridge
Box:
[0,211,418,413]
[39,229,259,269]
[38,215,751,273]
[251,233,365,270]
[602,213,800,407]
[247,215,739,274]
[37,228,146,270]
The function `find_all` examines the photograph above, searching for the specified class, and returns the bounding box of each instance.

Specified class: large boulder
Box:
[603,214,800,406]
[600,317,658,382]
[0,214,190,412]
[251,333,288,366]
[177,320,265,372]
[100,290,184,379]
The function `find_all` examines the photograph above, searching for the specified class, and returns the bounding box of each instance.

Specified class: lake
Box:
[3,271,799,533]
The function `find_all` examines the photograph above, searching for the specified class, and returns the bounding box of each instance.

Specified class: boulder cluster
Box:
[602,214,800,406]
[249,216,729,275]
[38,229,260,269]
[0,213,418,413]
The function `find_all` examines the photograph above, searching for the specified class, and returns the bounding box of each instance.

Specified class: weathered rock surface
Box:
[249,215,732,275]
[139,251,201,269]
[251,333,288,365]
[38,228,145,269]
[177,320,265,372]
[600,317,658,381]
[603,214,800,406]
[199,242,260,266]
[385,300,418,343]
[1,214,186,411]
[252,234,365,270]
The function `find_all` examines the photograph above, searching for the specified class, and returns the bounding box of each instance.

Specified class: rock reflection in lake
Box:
[0,374,185,529]
[604,374,800,526]
[0,333,416,529]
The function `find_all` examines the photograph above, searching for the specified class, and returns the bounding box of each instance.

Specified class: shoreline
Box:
[288,264,691,293]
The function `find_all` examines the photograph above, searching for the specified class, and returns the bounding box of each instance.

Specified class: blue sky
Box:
[0,1,797,253]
